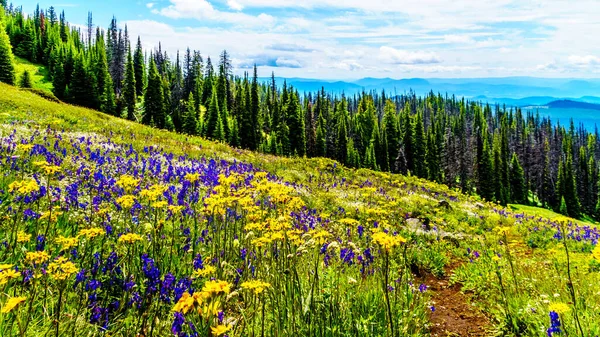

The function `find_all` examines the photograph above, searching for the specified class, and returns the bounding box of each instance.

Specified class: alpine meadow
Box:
[1,1,600,336]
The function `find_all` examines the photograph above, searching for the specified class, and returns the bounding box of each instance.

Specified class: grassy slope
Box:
[13,57,53,92]
[3,82,599,334]
[0,81,583,223]
[509,204,597,227]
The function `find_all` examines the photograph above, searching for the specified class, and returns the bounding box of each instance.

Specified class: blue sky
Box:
[14,0,600,79]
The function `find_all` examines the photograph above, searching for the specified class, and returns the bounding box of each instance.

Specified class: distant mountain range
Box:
[261,76,600,108]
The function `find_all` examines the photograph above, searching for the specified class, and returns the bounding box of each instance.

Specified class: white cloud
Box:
[146,2,154,9]
[379,46,441,65]
[227,0,244,11]
[154,0,275,27]
[567,55,600,67]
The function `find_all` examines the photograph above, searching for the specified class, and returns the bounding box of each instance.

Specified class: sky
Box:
[13,0,600,80]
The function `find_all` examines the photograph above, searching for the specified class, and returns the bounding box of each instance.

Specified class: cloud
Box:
[154,0,275,27]
[567,55,600,66]
[227,0,244,11]
[266,43,314,52]
[146,2,155,9]
[379,46,441,65]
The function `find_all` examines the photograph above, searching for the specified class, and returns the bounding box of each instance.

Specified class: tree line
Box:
[0,3,598,219]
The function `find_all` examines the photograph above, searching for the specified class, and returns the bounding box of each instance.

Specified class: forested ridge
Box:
[0,2,598,219]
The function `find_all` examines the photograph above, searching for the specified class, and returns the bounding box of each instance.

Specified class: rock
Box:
[438,200,452,210]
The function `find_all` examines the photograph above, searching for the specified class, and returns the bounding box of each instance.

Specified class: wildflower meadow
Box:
[1,84,600,336]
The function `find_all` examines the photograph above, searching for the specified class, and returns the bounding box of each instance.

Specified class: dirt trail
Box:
[423,265,491,336]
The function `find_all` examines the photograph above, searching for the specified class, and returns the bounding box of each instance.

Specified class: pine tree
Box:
[143,58,164,127]
[0,15,15,85]
[52,61,66,99]
[183,92,198,135]
[69,53,96,108]
[133,36,145,97]
[413,112,427,178]
[560,196,568,216]
[383,100,399,172]
[402,105,414,173]
[509,153,527,204]
[335,109,348,164]
[316,117,326,157]
[205,88,223,141]
[287,92,306,156]
[477,137,495,201]
[250,65,260,150]
[123,47,136,120]
[19,69,32,88]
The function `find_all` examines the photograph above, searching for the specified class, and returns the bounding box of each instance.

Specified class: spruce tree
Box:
[19,69,32,88]
[133,36,145,96]
[52,61,66,99]
[250,65,260,150]
[0,15,15,85]
[335,110,348,164]
[316,117,326,157]
[287,92,305,156]
[477,137,495,201]
[383,100,399,172]
[69,53,96,108]
[205,88,223,141]
[509,153,526,204]
[413,112,427,178]
[143,59,164,127]
[183,92,198,135]
[123,47,136,120]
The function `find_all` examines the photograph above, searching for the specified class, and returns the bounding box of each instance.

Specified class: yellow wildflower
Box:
[372,232,406,252]
[202,280,231,296]
[16,144,34,152]
[56,236,78,250]
[241,280,271,294]
[42,165,62,175]
[151,201,168,209]
[47,257,78,280]
[25,251,50,265]
[193,265,216,278]
[211,325,231,336]
[592,245,600,261]
[118,233,143,244]
[17,231,31,243]
[40,210,63,222]
[185,173,200,183]
[549,302,570,314]
[116,175,140,191]
[78,227,105,239]
[1,296,26,314]
[312,230,331,245]
[8,179,40,195]
[172,292,199,314]
[116,195,136,208]
[168,205,184,214]
[0,268,21,285]
[139,184,167,201]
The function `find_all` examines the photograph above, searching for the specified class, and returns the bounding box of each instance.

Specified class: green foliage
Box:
[142,59,164,128]
[509,153,526,204]
[182,92,198,135]
[0,16,15,85]
[18,69,31,88]
[123,48,136,120]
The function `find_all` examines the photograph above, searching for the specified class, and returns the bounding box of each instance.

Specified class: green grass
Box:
[509,203,597,227]
[13,57,53,92]
[1,82,600,336]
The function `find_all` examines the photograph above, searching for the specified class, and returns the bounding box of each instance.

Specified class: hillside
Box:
[546,99,600,110]
[1,83,600,336]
